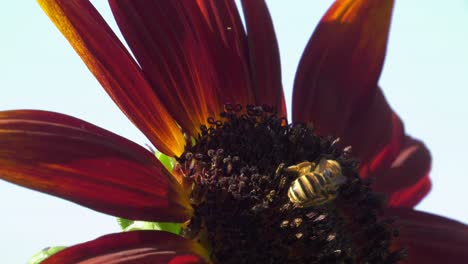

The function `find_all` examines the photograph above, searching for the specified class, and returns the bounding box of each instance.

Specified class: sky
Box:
[1,1,467,263]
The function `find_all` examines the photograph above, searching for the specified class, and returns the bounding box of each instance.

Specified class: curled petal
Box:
[291,0,429,204]
[339,88,431,207]
[313,86,429,206]
[37,0,185,156]
[293,0,394,135]
[351,90,405,178]
[388,208,468,263]
[0,110,192,222]
[109,0,253,136]
[374,138,432,208]
[43,231,209,264]
[345,89,430,206]
[241,0,286,117]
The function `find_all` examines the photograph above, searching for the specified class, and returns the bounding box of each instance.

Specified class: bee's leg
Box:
[274,163,289,192]
[274,163,286,179]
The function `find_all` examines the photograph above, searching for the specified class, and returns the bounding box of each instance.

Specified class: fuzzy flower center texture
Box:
[172,104,405,264]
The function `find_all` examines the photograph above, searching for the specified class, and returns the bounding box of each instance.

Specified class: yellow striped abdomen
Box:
[287,172,337,207]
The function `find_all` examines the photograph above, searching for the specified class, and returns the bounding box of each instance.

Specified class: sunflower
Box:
[1,0,467,263]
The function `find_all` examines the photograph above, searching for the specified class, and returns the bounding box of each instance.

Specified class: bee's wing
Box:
[314,159,328,173]
[333,174,347,186]
[314,159,342,175]
[322,169,347,186]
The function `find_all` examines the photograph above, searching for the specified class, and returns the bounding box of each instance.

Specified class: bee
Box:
[286,159,346,208]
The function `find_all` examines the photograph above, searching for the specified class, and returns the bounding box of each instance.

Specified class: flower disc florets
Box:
[175,104,404,264]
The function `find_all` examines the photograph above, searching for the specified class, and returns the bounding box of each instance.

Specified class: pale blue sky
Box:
[1,1,467,263]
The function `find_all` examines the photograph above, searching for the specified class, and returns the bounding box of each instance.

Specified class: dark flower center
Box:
[175,104,405,264]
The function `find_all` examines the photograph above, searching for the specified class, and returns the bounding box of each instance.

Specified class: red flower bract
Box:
[0,0,466,263]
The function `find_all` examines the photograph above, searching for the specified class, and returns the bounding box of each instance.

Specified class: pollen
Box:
[175,104,404,264]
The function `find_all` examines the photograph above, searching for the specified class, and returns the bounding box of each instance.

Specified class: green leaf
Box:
[117,217,134,230]
[115,149,180,235]
[153,222,181,235]
[123,220,181,235]
[27,246,66,264]
[155,151,176,172]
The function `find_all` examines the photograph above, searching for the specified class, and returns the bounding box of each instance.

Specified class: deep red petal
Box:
[344,90,430,206]
[241,0,286,117]
[373,138,432,208]
[0,110,192,222]
[169,255,205,264]
[38,0,185,156]
[335,88,431,207]
[43,231,209,264]
[194,0,255,109]
[109,0,253,136]
[293,0,394,135]
[387,208,468,263]
[349,89,405,178]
